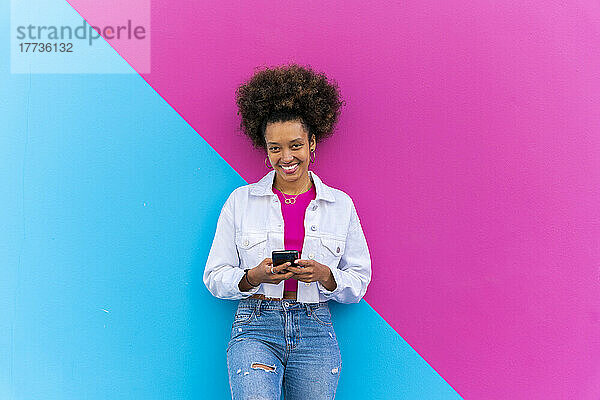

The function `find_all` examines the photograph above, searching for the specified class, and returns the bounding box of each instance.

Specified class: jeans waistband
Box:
[239,297,328,315]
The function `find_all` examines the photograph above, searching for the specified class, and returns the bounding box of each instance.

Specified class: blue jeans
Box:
[226,298,342,400]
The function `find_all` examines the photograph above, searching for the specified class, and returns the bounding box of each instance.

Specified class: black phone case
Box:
[272,250,299,267]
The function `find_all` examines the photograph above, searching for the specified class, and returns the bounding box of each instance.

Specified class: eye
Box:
[292,143,302,149]
[269,146,280,152]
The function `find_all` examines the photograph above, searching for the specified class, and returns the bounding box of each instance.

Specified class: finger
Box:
[287,265,309,275]
[294,261,313,270]
[274,262,291,273]
[279,271,295,280]
[272,272,294,283]
[294,259,312,267]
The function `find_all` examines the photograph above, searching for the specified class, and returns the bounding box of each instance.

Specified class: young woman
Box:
[203,64,372,400]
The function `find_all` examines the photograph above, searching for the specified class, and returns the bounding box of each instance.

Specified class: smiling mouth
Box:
[280,163,299,173]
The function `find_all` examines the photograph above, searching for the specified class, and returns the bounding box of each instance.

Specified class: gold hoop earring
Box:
[310,150,316,165]
[265,156,274,169]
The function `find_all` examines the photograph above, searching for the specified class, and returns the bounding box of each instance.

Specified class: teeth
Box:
[281,164,298,170]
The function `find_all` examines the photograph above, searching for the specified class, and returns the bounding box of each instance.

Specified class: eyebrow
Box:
[266,137,304,145]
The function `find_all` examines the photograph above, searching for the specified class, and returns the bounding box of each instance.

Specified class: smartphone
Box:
[272,250,299,272]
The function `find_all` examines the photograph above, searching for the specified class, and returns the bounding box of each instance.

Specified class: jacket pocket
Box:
[320,236,346,269]
[236,232,268,269]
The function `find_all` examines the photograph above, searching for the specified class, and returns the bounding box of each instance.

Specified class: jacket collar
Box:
[249,170,336,202]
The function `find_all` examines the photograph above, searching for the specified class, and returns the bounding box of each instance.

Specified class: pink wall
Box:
[69,0,600,398]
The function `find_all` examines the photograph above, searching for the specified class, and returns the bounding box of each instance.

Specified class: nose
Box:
[281,148,294,162]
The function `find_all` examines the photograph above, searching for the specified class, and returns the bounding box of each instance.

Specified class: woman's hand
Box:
[248,258,295,286]
[286,259,337,291]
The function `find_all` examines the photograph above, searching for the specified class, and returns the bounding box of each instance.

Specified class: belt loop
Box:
[305,303,312,317]
[255,299,262,316]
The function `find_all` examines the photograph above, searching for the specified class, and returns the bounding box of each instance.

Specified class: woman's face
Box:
[265,120,316,188]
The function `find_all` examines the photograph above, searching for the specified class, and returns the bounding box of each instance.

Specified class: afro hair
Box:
[235,64,344,149]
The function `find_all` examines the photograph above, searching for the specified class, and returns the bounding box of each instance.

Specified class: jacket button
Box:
[310,225,317,231]
[312,205,318,211]
[308,253,314,259]
[336,247,340,253]
[243,240,249,246]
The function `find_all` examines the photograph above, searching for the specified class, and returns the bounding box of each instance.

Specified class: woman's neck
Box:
[273,173,313,195]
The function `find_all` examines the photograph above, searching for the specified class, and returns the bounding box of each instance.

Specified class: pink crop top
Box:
[273,183,316,292]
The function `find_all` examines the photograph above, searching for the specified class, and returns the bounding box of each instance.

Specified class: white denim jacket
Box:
[203,170,372,304]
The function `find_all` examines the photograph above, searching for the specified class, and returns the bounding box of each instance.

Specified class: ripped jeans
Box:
[226,298,342,400]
